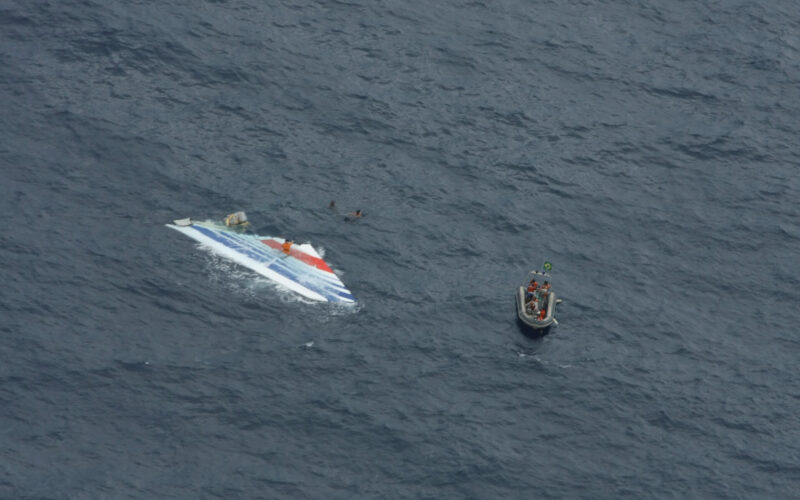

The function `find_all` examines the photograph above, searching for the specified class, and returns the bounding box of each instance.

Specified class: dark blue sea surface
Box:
[1,0,798,498]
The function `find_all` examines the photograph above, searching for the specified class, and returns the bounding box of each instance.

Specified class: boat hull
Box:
[516,286,556,331]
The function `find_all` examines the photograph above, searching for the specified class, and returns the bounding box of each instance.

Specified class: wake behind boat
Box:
[167,214,356,303]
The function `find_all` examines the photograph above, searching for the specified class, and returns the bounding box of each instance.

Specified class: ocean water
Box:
[1,0,798,498]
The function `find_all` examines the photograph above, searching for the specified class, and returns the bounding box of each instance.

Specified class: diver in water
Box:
[345,209,363,221]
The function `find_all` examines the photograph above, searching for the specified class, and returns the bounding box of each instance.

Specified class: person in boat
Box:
[282,240,293,254]
[538,307,546,320]
[538,281,551,306]
[526,296,539,316]
[526,279,539,301]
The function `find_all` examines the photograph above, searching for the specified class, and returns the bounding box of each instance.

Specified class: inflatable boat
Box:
[516,271,557,332]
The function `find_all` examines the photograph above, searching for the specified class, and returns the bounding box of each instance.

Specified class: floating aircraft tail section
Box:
[167,218,356,303]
